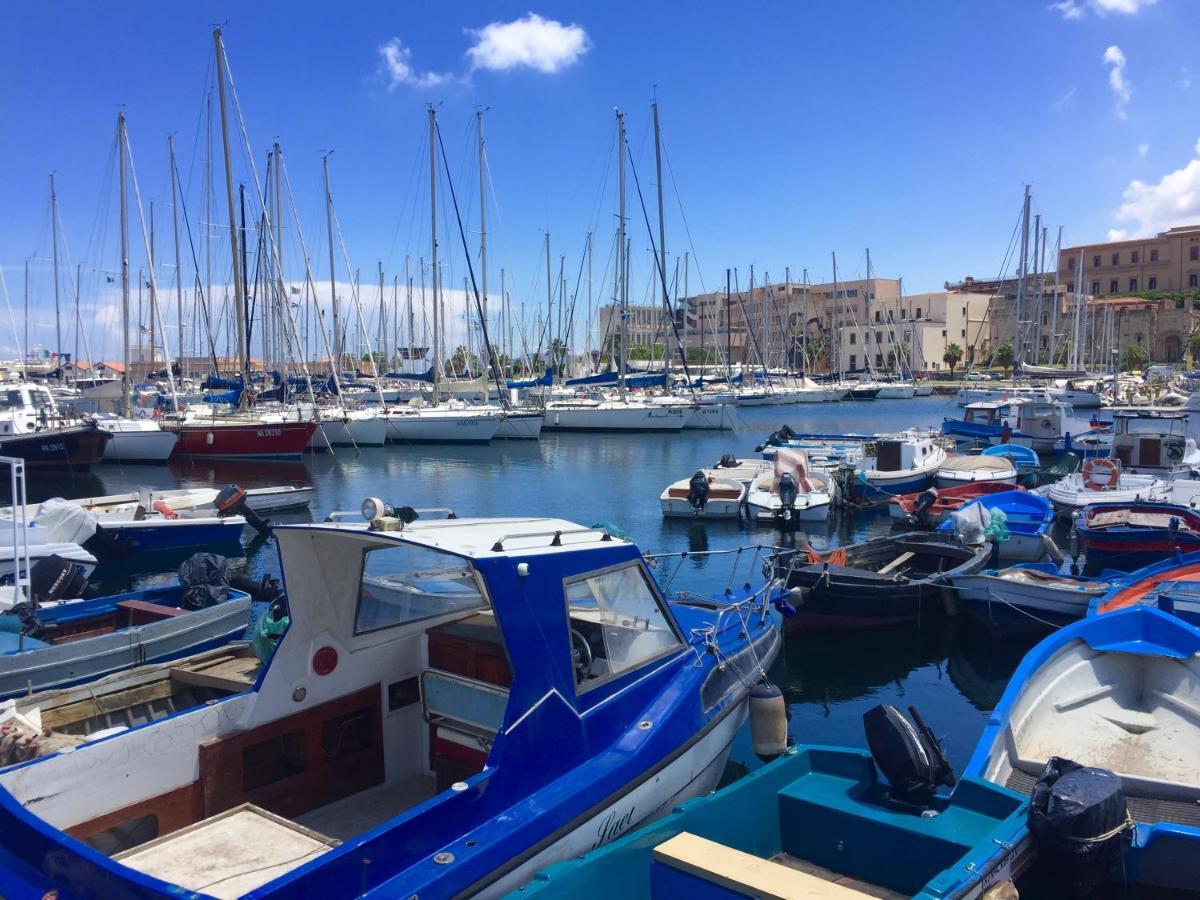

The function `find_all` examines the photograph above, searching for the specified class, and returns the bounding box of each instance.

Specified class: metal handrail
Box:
[1,456,30,607]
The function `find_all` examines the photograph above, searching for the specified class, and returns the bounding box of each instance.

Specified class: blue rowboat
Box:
[0,584,253,699]
[513,727,1031,898]
[966,607,1200,895]
[1089,549,1200,626]
[937,489,1055,563]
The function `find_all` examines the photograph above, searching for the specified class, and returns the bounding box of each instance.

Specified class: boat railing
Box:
[1,455,30,607]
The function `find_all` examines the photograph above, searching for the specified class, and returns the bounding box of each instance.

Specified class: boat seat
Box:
[651,832,873,899]
[117,599,187,625]
[877,552,914,576]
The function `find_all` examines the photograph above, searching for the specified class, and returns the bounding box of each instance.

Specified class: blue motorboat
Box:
[1076,500,1200,572]
[0,580,255,699]
[937,489,1055,563]
[514,708,1032,899]
[0,508,779,897]
[966,606,1200,895]
[980,442,1039,484]
[941,399,1019,447]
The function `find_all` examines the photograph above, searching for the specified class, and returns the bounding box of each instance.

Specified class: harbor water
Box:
[20,396,1158,781]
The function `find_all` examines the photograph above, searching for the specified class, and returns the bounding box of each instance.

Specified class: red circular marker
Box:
[312,646,338,676]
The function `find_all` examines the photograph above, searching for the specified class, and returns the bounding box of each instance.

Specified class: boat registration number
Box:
[256,429,282,437]
[39,442,66,453]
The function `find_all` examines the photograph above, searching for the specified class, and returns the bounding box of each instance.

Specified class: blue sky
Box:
[2,1,1198,359]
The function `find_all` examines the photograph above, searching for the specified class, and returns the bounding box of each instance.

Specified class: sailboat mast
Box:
[832,251,840,374]
[652,101,672,375]
[169,135,184,380]
[1014,185,1031,374]
[1050,225,1062,365]
[428,106,440,397]
[477,110,489,336]
[213,29,249,388]
[616,110,627,400]
[50,173,63,365]
[544,232,552,370]
[322,154,339,374]
[117,113,132,417]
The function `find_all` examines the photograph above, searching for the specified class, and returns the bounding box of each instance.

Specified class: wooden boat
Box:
[1076,501,1200,571]
[937,489,1055,563]
[966,607,1200,895]
[659,472,746,519]
[773,533,990,633]
[1090,550,1200,625]
[516,725,1031,899]
[948,563,1119,636]
[0,584,252,699]
[935,453,1017,488]
[0,509,779,897]
[888,481,1015,526]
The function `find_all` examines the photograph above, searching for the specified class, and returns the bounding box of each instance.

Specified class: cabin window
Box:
[0,390,20,410]
[354,543,487,635]
[565,562,683,691]
[242,730,305,792]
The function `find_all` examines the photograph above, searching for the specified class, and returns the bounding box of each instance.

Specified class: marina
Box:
[6,6,1200,897]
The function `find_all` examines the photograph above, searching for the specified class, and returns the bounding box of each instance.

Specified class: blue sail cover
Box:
[507,369,554,389]
[385,368,436,383]
[202,375,243,391]
[623,372,668,389]
[202,389,243,405]
[565,370,619,387]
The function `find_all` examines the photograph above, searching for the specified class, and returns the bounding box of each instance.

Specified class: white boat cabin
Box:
[1111,410,1197,474]
[0,381,63,436]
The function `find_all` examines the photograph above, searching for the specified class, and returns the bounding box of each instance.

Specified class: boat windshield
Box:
[0,389,22,410]
[354,543,488,635]
[566,561,682,689]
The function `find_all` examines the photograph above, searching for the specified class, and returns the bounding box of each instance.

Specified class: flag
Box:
[290,286,300,295]
[106,275,115,283]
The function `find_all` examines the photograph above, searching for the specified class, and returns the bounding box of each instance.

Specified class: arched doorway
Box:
[1162,333,1182,363]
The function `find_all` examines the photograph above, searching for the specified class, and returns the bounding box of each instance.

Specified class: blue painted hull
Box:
[848,470,935,505]
[105,520,244,551]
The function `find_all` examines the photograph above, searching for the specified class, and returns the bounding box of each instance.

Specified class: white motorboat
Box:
[494,409,544,440]
[1039,457,1167,516]
[0,523,96,581]
[94,416,179,463]
[746,449,832,524]
[542,399,686,432]
[383,405,502,443]
[1109,410,1200,475]
[847,431,948,504]
[659,471,746,519]
[706,455,771,487]
[935,454,1017,488]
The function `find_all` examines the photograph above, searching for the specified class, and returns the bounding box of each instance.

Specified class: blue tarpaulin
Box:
[507,369,554,389]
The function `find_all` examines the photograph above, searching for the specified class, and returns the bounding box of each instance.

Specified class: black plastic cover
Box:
[178,552,232,610]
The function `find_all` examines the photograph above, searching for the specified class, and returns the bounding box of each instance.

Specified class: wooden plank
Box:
[171,659,259,692]
[41,678,177,731]
[653,833,872,899]
[877,551,915,576]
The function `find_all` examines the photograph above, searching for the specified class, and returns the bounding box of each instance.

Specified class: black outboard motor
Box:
[215,485,272,536]
[906,487,940,527]
[1029,757,1133,896]
[687,471,710,512]
[863,704,955,808]
[777,472,798,521]
[715,453,738,469]
[29,554,95,604]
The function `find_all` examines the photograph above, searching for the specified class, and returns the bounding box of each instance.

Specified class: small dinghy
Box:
[980,442,1040,484]
[888,480,1016,527]
[938,489,1056,564]
[745,449,832,525]
[966,606,1200,895]
[948,563,1120,636]
[1040,456,1166,517]
[773,532,990,633]
[935,453,1017,488]
[1076,501,1200,571]
[516,705,1031,899]
[659,471,746,519]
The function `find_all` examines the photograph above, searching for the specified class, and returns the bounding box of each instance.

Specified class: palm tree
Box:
[942,343,963,377]
[1189,332,1200,367]
[994,343,1015,377]
[1123,343,1149,372]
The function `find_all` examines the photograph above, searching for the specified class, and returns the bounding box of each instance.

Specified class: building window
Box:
[1091,281,1100,294]
[1092,255,1100,268]
[874,310,880,322]
[1190,274,1198,288]
[849,332,856,345]
[1110,279,1119,293]
[1136,333,1143,344]
[1112,252,1120,265]
[915,307,922,318]
[1192,246,1199,261]
[1149,277,1157,290]
[849,354,857,369]
[875,354,884,368]
[1129,278,1138,292]
[901,309,906,319]
[1150,249,1159,262]
[1068,256,1076,269]
[941,329,947,338]
[1131,251,1139,264]
[875,331,883,345]
[846,289,858,298]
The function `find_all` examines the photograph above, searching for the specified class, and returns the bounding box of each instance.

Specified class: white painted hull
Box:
[310,415,388,448]
[913,384,934,397]
[543,405,686,432]
[660,496,744,519]
[481,700,750,898]
[495,412,545,440]
[1041,475,1167,516]
[0,542,96,581]
[100,423,179,463]
[683,403,735,430]
[384,410,501,443]
[935,472,1018,489]
[950,573,1102,619]
[876,384,916,399]
[792,388,844,403]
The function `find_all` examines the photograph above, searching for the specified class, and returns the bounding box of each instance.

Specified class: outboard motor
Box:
[29,554,94,604]
[215,485,272,536]
[1029,757,1133,896]
[715,453,738,469]
[863,704,955,808]
[687,471,710,512]
[777,472,798,519]
[906,487,940,527]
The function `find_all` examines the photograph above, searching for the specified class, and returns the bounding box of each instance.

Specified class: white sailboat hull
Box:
[99,421,179,463]
[683,403,735,430]
[876,384,916,399]
[384,409,501,443]
[542,404,686,432]
[495,411,544,440]
[310,415,388,448]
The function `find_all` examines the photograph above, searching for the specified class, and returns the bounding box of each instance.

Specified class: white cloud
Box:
[1107,228,1129,241]
[1138,143,1149,157]
[1052,0,1155,17]
[1181,67,1194,89]
[466,13,589,74]
[377,38,453,90]
[1110,140,1200,236]
[1104,45,1131,119]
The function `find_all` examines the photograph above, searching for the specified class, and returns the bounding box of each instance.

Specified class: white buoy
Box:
[749,681,787,758]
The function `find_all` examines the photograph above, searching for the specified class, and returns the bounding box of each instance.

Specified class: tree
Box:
[1189,332,1200,366]
[993,343,1014,376]
[1123,343,1149,372]
[942,343,963,377]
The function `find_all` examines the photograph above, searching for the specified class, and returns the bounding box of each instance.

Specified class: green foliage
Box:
[1123,343,1150,371]
[993,342,1014,376]
[942,343,963,376]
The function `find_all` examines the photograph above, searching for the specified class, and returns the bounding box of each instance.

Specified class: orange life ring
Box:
[1083,457,1120,491]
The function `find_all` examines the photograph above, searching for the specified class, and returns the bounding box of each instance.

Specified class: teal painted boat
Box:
[511,742,1032,899]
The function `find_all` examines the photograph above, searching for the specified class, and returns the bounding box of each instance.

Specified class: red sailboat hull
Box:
[169,420,317,460]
